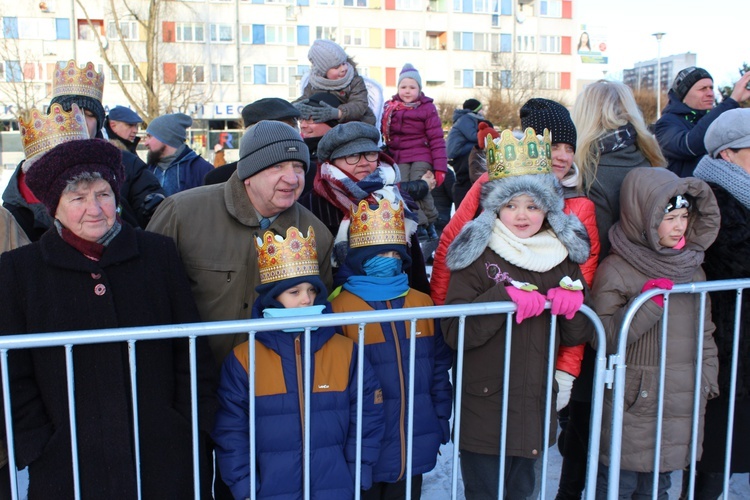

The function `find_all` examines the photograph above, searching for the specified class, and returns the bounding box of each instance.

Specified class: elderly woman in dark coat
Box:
[297,121,430,294]
[0,105,217,499]
[690,108,750,499]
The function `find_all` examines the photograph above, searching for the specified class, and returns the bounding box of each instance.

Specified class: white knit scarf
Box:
[488,219,569,272]
[309,62,356,91]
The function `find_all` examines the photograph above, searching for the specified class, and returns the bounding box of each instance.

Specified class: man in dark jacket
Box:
[144,113,213,195]
[654,66,750,177]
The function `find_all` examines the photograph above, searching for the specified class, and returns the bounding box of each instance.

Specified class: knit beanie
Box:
[520,98,577,151]
[463,98,482,113]
[477,122,499,148]
[25,138,124,216]
[146,113,192,148]
[50,94,105,135]
[241,97,300,128]
[317,121,381,161]
[308,39,348,75]
[237,121,309,179]
[398,63,422,89]
[671,66,712,102]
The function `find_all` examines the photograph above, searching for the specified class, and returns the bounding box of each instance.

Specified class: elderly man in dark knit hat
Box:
[203,97,301,186]
[654,66,750,177]
[144,112,213,195]
[148,120,333,369]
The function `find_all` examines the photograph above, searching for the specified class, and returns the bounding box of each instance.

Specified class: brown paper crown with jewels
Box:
[349,199,407,249]
[19,103,90,162]
[486,127,552,180]
[52,60,105,101]
[255,226,319,285]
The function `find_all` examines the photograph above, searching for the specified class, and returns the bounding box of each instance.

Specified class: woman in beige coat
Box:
[592,167,720,498]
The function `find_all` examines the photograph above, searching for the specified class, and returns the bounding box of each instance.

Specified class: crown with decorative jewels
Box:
[486,127,552,180]
[348,199,407,249]
[255,226,320,285]
[19,103,90,162]
[51,60,105,102]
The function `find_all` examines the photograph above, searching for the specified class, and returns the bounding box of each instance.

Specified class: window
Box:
[242,66,253,83]
[539,72,561,89]
[266,65,287,84]
[499,33,511,52]
[316,0,336,5]
[315,27,337,41]
[396,30,420,48]
[473,0,492,14]
[13,18,56,40]
[4,60,22,82]
[454,69,475,88]
[211,64,234,82]
[3,17,19,39]
[427,34,446,50]
[265,25,296,45]
[342,28,366,47]
[107,20,138,40]
[110,64,139,82]
[178,65,205,83]
[176,23,205,42]
[454,32,496,52]
[396,0,422,10]
[499,69,512,88]
[517,34,535,53]
[77,19,103,41]
[540,35,561,54]
[210,24,233,43]
[343,0,367,7]
[540,0,562,17]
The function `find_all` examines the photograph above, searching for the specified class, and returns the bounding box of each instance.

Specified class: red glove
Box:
[546,287,584,320]
[641,278,674,307]
[434,170,445,187]
[506,286,546,324]
[476,122,499,148]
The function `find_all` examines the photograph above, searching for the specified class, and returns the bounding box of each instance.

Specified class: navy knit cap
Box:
[671,66,713,102]
[237,121,309,179]
[241,97,300,128]
[316,121,381,161]
[520,98,577,151]
[398,63,422,89]
[146,113,192,148]
[256,275,328,309]
[108,106,142,124]
[50,94,106,135]
[463,98,482,112]
[25,138,124,216]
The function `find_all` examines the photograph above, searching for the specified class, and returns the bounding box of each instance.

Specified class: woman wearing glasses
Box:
[298,121,431,293]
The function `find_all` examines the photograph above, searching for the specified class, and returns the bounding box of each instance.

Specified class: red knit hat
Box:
[25,139,124,216]
[477,122,499,148]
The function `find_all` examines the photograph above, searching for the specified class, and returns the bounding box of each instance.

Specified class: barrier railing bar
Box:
[1,350,19,499]
[651,295,670,499]
[723,289,744,498]
[496,313,514,498]
[127,340,143,500]
[355,322,366,500]
[450,315,466,500]
[405,318,417,500]
[540,314,559,498]
[247,330,257,500]
[303,327,312,500]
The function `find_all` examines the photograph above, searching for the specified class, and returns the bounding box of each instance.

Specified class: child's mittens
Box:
[641,278,674,307]
[555,369,576,412]
[546,287,584,320]
[309,101,340,123]
[505,286,546,324]
[434,170,445,187]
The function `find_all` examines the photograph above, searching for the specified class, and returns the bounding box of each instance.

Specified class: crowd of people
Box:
[1,44,750,500]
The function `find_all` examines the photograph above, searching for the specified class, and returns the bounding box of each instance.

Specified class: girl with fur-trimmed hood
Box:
[441,128,594,499]
[593,167,720,498]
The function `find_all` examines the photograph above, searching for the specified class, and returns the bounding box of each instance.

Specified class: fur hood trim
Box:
[446,173,590,270]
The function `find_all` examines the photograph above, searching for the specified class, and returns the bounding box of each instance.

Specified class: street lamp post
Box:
[652,32,666,119]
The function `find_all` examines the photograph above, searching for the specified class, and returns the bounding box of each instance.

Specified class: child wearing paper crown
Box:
[441,128,594,499]
[212,226,385,500]
[295,39,376,125]
[330,199,453,499]
[381,63,448,241]
[592,167,720,498]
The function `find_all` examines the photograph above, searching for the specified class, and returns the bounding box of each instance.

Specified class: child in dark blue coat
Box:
[213,226,384,499]
[331,200,453,499]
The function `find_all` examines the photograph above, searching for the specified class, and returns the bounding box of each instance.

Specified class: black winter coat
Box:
[0,226,217,498]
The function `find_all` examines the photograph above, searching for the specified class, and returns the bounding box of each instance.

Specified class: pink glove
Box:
[641,278,674,307]
[546,287,584,320]
[506,286,546,324]
[434,170,446,187]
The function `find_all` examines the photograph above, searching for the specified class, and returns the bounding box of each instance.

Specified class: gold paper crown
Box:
[52,60,105,102]
[486,127,552,180]
[349,199,407,249]
[19,103,90,161]
[255,226,320,285]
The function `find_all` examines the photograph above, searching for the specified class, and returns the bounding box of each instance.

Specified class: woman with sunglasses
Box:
[298,121,430,294]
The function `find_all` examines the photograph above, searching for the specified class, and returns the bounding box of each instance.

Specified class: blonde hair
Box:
[572,80,666,192]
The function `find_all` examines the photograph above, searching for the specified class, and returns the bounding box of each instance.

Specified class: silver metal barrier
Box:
[0,301,608,500]
[606,278,750,500]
